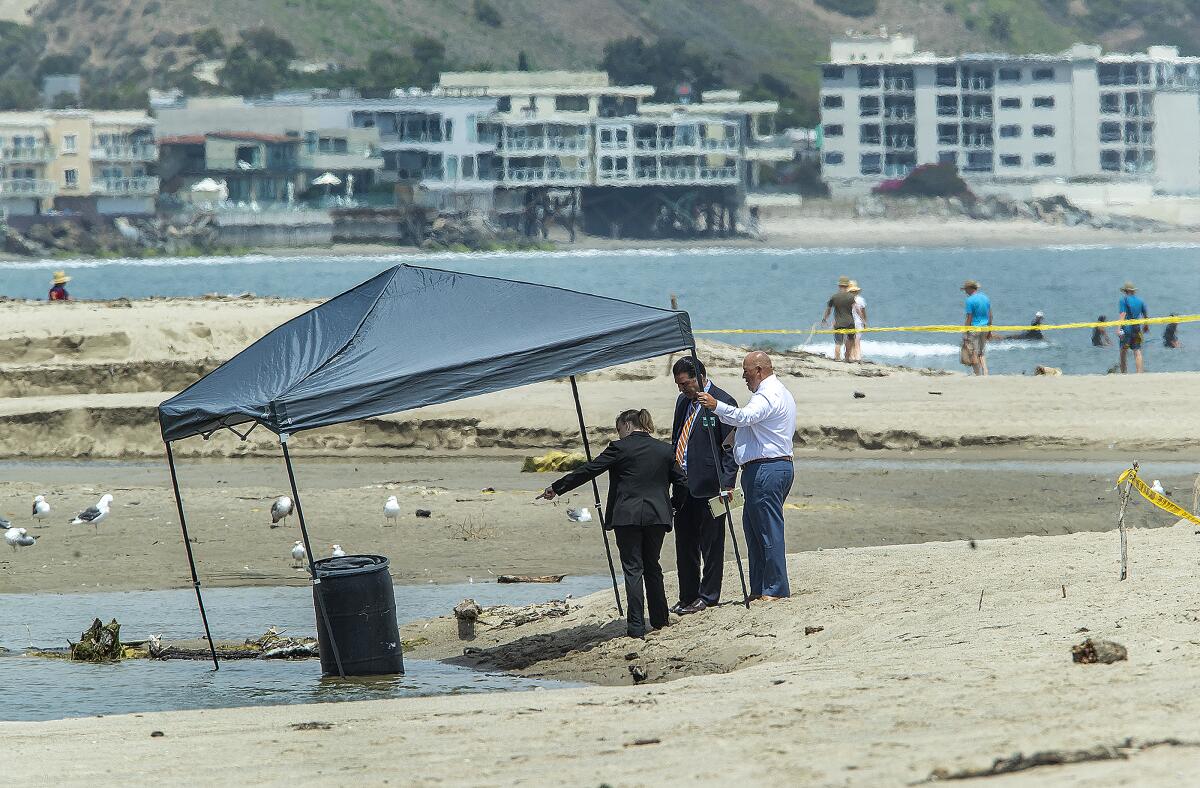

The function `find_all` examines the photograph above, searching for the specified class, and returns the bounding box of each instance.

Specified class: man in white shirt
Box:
[696,351,796,601]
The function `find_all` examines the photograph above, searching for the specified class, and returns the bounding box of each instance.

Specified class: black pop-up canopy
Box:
[157,264,750,676]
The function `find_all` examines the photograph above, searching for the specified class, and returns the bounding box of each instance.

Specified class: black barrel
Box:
[311,555,404,676]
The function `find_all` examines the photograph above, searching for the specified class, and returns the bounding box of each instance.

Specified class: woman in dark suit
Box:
[539,408,686,638]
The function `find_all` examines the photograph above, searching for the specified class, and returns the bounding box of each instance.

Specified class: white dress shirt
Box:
[712,373,796,465]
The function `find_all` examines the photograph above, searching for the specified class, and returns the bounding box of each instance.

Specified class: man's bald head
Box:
[741,351,774,392]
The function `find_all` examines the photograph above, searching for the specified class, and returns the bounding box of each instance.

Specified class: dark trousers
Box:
[614,525,669,637]
[673,495,726,606]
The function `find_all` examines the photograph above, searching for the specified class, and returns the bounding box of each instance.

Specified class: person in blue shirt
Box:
[962,280,992,376]
[1117,281,1150,373]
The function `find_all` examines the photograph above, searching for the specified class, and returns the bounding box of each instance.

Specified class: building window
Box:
[554,95,589,112]
[998,67,1021,82]
[824,151,844,165]
[859,66,880,88]
[822,66,844,80]
[1033,96,1055,108]
[937,123,959,145]
[859,124,881,145]
[64,168,78,187]
[999,124,1021,138]
[823,124,844,137]
[1000,154,1021,167]
[860,152,882,175]
[1100,149,1121,170]
[1032,125,1055,137]
[1100,121,1121,142]
[497,96,512,112]
[936,66,957,87]
[936,95,958,116]
[1032,67,1055,81]
[822,94,844,109]
[999,97,1021,109]
[1034,153,1056,166]
[938,151,958,165]
[62,133,77,153]
[1100,93,1120,113]
[859,96,880,116]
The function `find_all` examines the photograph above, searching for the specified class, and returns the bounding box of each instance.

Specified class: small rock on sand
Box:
[1071,638,1127,664]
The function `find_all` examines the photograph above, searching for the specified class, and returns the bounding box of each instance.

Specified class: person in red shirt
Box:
[49,271,71,301]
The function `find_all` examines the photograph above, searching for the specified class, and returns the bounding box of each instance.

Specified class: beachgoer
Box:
[1117,281,1150,373]
[539,409,684,639]
[849,281,866,361]
[1092,315,1112,347]
[696,351,796,602]
[1163,315,1182,349]
[821,276,856,361]
[670,357,738,615]
[962,280,992,376]
[49,271,71,301]
[1020,312,1045,341]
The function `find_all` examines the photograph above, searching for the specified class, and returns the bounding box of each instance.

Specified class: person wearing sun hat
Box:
[961,279,991,376]
[48,271,71,301]
[1117,281,1150,373]
[821,275,856,361]
[848,280,866,361]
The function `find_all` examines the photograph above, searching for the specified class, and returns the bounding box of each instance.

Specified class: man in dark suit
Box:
[670,357,738,614]
[540,409,685,638]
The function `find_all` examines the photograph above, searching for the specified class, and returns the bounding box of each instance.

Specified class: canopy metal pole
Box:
[689,347,751,609]
[164,441,220,670]
[568,375,624,616]
[280,435,347,678]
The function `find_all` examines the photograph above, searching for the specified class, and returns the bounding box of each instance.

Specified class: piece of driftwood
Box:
[1071,638,1127,664]
[1116,461,1137,580]
[69,618,122,662]
[925,738,1200,781]
[497,574,566,584]
[454,598,483,640]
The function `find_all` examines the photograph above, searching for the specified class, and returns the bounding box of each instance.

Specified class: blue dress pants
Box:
[741,459,793,598]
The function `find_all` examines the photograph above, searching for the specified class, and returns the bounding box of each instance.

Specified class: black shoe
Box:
[669,602,686,615]
[679,599,708,615]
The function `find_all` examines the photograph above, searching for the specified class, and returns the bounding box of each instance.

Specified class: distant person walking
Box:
[696,351,796,602]
[48,271,71,301]
[962,280,992,376]
[849,280,866,361]
[1163,314,1183,349]
[1117,282,1150,373]
[1092,315,1112,347]
[821,276,856,361]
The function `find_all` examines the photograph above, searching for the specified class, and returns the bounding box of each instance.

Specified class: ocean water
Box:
[1,244,1198,374]
[0,576,607,722]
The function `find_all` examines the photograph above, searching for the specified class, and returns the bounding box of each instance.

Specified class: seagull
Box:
[32,495,50,521]
[70,494,112,529]
[290,540,307,567]
[567,506,592,523]
[1151,480,1166,495]
[384,495,401,523]
[5,527,37,551]
[0,515,9,530]
[331,544,346,558]
[270,496,293,526]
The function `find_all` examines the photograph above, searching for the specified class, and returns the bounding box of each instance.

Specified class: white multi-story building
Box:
[819,33,1200,194]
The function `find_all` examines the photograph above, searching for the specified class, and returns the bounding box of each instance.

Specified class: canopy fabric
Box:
[158,264,694,442]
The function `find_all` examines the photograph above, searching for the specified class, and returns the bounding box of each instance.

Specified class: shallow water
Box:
[0,576,607,722]
[1,245,1198,374]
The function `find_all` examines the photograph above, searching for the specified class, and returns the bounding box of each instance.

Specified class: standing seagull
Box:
[32,495,50,521]
[270,496,293,526]
[290,540,307,568]
[331,544,346,558]
[5,527,37,551]
[384,495,401,523]
[70,494,112,529]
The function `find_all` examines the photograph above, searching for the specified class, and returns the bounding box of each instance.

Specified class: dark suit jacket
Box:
[672,382,739,500]
[552,431,686,530]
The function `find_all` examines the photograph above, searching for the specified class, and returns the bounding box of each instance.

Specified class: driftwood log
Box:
[497,574,566,584]
[454,598,483,640]
[69,618,122,662]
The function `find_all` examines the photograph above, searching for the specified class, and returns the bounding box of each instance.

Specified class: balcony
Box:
[1,145,54,163]
[634,137,738,153]
[631,165,739,184]
[93,176,159,196]
[91,143,158,162]
[885,136,915,150]
[884,108,915,120]
[505,166,589,184]
[963,136,994,149]
[883,79,914,92]
[963,107,994,119]
[503,135,589,153]
[964,78,993,92]
[0,178,54,196]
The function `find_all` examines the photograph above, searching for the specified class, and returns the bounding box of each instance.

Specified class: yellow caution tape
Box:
[695,314,1200,336]
[1117,468,1200,526]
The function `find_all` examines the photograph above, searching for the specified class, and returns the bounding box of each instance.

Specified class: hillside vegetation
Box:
[6,0,1200,117]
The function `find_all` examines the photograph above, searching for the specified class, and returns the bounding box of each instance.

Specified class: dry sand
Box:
[5,525,1200,785]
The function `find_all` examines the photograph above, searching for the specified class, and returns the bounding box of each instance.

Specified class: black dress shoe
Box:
[669,603,686,615]
[679,599,708,615]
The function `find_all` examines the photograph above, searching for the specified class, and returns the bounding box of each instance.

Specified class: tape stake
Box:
[1117,468,1200,526]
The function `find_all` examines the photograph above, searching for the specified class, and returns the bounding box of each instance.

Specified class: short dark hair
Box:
[671,356,706,379]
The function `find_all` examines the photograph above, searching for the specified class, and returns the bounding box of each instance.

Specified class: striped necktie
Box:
[675,402,699,468]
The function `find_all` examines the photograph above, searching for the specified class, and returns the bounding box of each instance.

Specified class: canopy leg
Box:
[165,441,220,670]
[281,435,347,678]
[689,348,751,609]
[568,375,624,617]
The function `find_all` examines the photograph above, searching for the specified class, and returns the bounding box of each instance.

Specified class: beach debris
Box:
[290,540,307,568]
[145,628,318,661]
[804,626,824,636]
[32,495,50,521]
[566,507,592,523]
[1151,479,1166,495]
[627,738,661,746]
[290,721,334,731]
[449,515,494,541]
[521,450,586,473]
[624,651,638,660]
[477,599,573,630]
[415,509,432,518]
[481,487,496,494]
[1034,365,1062,376]
[330,544,346,558]
[150,731,165,738]
[384,495,401,523]
[1071,638,1127,664]
[497,575,566,584]
[454,598,483,640]
[69,618,123,662]
[853,391,866,399]
[70,493,112,529]
[925,738,1200,781]
[270,495,293,526]
[5,526,38,551]
[629,665,648,683]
